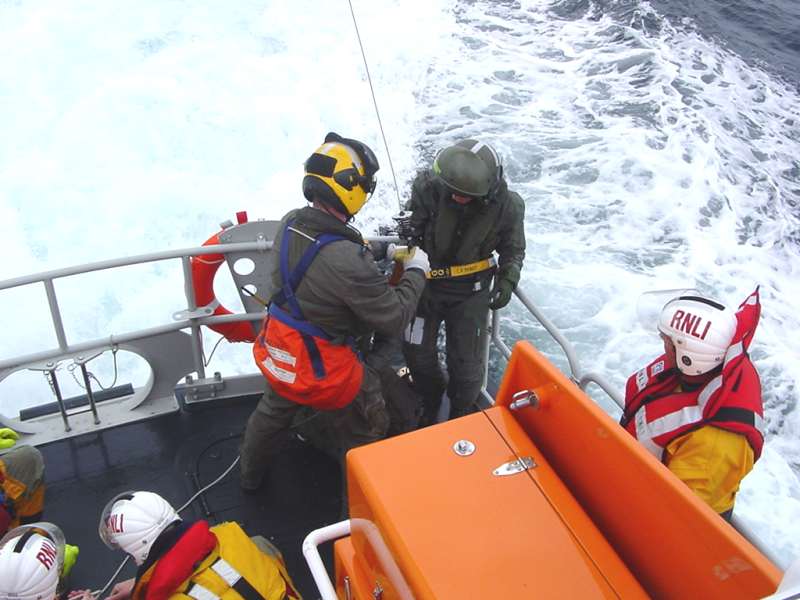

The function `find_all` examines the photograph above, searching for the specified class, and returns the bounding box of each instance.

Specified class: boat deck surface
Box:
[39,396,340,598]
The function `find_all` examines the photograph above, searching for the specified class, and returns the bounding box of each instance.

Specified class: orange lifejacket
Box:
[621,288,765,460]
[253,221,363,409]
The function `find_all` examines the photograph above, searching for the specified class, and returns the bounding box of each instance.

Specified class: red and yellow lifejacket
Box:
[132,521,300,600]
[620,288,765,461]
[253,221,363,409]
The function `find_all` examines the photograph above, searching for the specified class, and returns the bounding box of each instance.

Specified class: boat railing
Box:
[0,223,783,570]
[0,235,273,443]
[484,287,624,409]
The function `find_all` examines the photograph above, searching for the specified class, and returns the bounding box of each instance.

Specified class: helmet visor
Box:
[343,139,378,195]
[98,491,136,550]
[636,288,699,331]
[0,522,66,573]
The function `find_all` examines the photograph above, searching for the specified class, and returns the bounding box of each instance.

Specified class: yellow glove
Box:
[0,428,18,450]
[63,544,79,577]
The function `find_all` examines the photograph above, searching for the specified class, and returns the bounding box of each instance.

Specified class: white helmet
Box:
[0,523,65,600]
[658,295,737,376]
[99,491,180,565]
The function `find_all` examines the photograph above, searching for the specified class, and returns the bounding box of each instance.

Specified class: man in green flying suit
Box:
[402,139,526,424]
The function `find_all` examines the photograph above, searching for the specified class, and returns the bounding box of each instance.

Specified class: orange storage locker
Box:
[337,407,648,598]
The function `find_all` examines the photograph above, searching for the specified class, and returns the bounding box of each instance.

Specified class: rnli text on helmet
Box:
[669,310,713,340]
[36,539,58,571]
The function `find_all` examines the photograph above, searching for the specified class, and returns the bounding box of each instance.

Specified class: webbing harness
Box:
[268,221,348,379]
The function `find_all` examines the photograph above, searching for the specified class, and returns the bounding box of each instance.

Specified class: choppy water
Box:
[1,0,799,573]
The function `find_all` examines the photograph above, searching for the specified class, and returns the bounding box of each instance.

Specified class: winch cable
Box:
[347,0,403,211]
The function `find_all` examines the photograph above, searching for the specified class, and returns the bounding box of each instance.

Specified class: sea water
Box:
[1,0,798,569]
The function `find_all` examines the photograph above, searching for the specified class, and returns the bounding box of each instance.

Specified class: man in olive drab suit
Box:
[240,133,429,491]
[403,139,526,424]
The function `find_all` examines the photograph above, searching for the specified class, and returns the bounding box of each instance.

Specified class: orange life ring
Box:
[191,230,256,343]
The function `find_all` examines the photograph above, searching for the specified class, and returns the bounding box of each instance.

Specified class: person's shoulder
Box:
[279,208,302,224]
[412,169,438,193]
[496,182,524,209]
[319,239,378,277]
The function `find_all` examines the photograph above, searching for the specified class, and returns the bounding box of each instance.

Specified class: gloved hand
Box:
[401,246,430,274]
[0,428,19,449]
[489,278,514,310]
[63,544,80,577]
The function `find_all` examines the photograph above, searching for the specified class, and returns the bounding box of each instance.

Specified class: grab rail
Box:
[0,229,783,571]
[485,287,624,409]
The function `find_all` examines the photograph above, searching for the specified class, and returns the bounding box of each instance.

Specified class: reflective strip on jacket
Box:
[133,521,300,600]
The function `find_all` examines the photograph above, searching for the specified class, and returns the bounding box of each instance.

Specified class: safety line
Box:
[347,0,403,210]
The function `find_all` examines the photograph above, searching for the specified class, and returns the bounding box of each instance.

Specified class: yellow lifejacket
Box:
[134,522,301,600]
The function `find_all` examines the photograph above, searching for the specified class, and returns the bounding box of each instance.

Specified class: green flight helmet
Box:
[456,139,503,195]
[433,145,493,198]
[456,139,501,176]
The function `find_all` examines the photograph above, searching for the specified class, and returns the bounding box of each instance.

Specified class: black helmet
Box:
[455,139,503,196]
[432,145,493,197]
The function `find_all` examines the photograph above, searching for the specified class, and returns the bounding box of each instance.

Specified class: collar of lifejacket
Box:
[133,521,217,600]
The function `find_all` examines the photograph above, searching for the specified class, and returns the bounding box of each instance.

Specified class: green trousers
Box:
[402,285,490,424]
[239,365,388,490]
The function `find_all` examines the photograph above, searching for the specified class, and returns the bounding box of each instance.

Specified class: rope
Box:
[347,0,402,210]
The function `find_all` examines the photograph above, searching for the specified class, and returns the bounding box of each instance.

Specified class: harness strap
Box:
[707,407,758,428]
[427,256,496,280]
[274,220,346,319]
[268,220,359,380]
[186,557,264,600]
[269,304,330,379]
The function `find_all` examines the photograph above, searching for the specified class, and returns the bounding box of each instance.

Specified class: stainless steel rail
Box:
[485,287,624,409]
[0,235,783,569]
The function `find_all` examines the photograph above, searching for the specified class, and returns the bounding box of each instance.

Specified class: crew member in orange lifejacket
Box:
[620,288,765,521]
[240,133,428,492]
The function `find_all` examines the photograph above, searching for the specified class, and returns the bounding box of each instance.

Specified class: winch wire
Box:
[347,0,403,210]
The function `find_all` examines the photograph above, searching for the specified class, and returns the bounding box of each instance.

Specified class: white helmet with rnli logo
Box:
[658,295,737,376]
[0,523,65,600]
[99,491,180,565]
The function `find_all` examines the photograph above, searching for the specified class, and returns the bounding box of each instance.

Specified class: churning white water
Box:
[1,0,799,568]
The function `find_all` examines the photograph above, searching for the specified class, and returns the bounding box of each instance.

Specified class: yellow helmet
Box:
[302,132,379,218]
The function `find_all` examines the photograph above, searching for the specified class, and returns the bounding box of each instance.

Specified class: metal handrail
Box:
[486,287,624,409]
[0,241,271,377]
[0,241,270,291]
[0,234,784,573]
